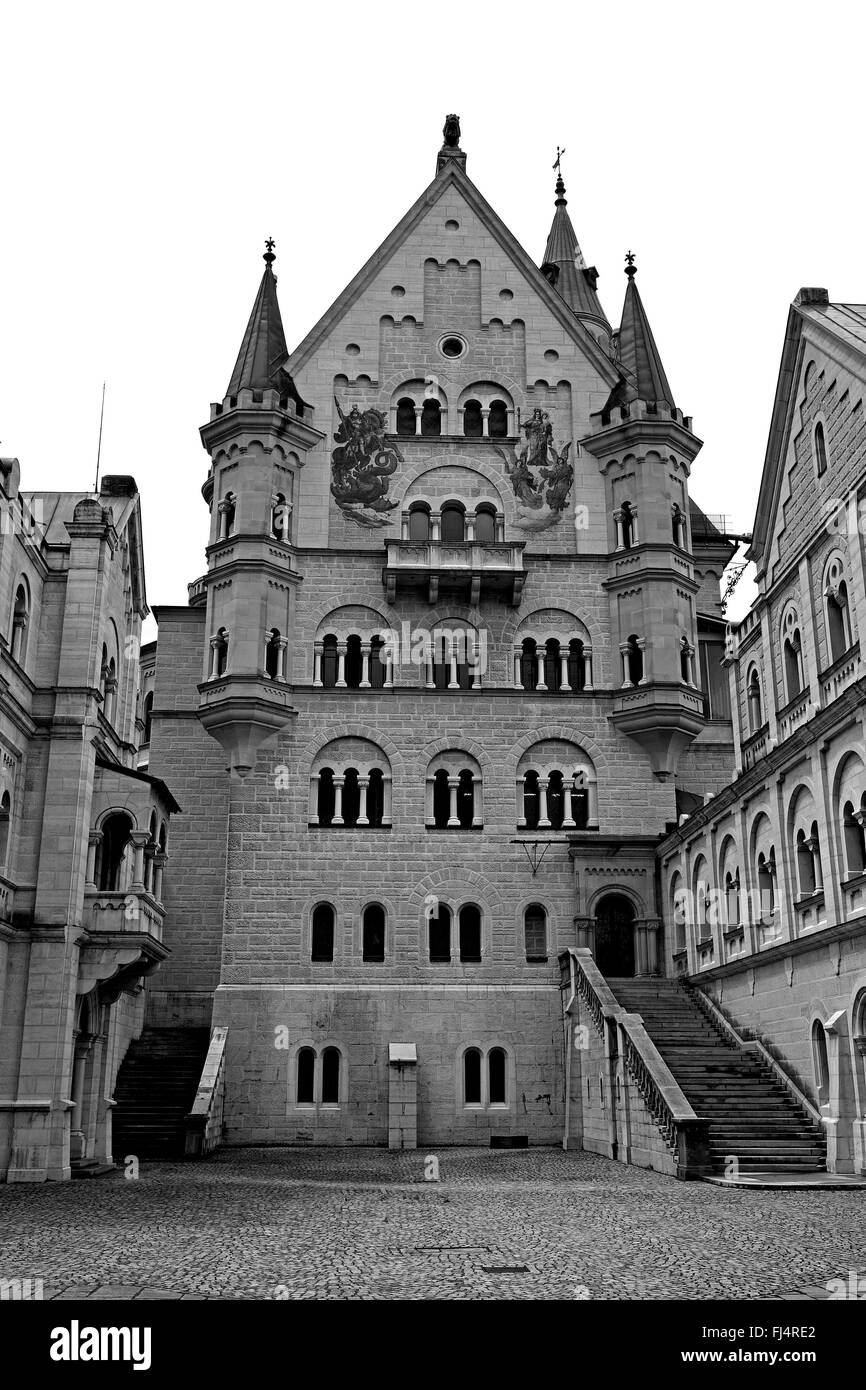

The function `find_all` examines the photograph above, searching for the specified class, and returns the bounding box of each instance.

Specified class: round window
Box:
[440,335,466,359]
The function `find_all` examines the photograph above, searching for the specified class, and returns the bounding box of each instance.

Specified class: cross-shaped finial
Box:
[264,237,276,266]
[553,145,565,173]
[624,249,637,278]
[625,250,635,266]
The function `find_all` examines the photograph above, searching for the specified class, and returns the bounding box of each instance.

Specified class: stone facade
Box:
[0,468,176,1181]
[659,290,866,1173]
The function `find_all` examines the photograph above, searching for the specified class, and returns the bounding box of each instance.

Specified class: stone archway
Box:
[594,894,636,978]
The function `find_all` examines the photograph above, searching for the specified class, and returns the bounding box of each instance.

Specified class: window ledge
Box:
[425,824,483,832]
[308,823,392,830]
[696,936,714,950]
[795,891,825,910]
[525,956,549,964]
[722,926,745,941]
[843,870,866,892]
[429,956,451,965]
[459,956,483,965]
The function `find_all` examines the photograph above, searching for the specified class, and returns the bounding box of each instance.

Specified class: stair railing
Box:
[563,949,710,1178]
[184,1027,228,1158]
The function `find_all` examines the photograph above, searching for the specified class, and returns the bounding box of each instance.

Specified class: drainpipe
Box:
[563,950,577,1150]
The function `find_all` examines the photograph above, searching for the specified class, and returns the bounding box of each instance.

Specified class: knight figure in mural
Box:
[497,407,573,530]
[330,398,403,528]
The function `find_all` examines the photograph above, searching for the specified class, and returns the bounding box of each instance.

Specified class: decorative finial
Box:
[625,249,637,278]
[264,237,276,267]
[553,146,566,200]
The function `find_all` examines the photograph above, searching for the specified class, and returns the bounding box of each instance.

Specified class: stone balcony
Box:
[609,682,706,778]
[776,688,813,742]
[383,539,526,606]
[741,721,770,771]
[84,888,166,946]
[79,888,169,1002]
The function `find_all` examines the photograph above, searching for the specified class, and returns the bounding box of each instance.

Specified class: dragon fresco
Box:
[496,408,574,531]
[330,398,402,528]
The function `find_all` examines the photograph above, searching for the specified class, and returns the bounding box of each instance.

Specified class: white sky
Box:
[2,0,864,639]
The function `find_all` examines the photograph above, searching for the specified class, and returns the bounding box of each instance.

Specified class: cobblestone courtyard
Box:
[0,1148,863,1300]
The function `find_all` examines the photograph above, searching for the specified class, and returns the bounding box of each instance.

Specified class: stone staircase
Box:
[112,1028,210,1161]
[608,979,826,1175]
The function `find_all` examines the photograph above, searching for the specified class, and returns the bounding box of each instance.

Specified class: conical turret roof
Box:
[226,241,308,410]
[541,174,609,328]
[616,256,675,407]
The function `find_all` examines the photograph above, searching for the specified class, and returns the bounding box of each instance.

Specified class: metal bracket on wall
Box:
[510,839,563,876]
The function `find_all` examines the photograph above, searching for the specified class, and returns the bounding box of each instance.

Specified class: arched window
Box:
[782,609,803,700]
[321,635,338,689]
[568,639,586,692]
[474,505,496,543]
[265,628,282,680]
[97,813,133,892]
[824,559,852,664]
[11,582,29,665]
[488,400,508,438]
[341,768,360,826]
[396,397,416,437]
[272,492,291,542]
[362,903,385,962]
[725,869,740,926]
[142,690,153,744]
[0,791,11,874]
[421,400,441,436]
[463,399,483,437]
[367,768,385,827]
[463,1048,482,1105]
[457,769,475,828]
[317,768,336,826]
[297,1048,315,1104]
[523,770,540,830]
[814,421,828,477]
[459,904,482,962]
[747,668,762,733]
[344,635,363,688]
[796,828,816,896]
[433,769,451,827]
[369,636,386,689]
[408,504,430,541]
[429,902,451,962]
[488,1047,506,1103]
[842,800,866,877]
[520,638,537,691]
[812,1020,829,1105]
[619,501,636,549]
[440,503,465,542]
[544,638,561,692]
[321,1047,340,1104]
[626,634,643,685]
[756,850,776,922]
[546,771,565,829]
[524,903,547,961]
[431,629,471,689]
[311,903,335,961]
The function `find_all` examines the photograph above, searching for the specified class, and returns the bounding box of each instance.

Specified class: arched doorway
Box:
[594,894,636,977]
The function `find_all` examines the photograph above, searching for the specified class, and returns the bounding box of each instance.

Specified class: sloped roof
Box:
[542,177,609,326]
[226,251,309,411]
[617,267,675,408]
[748,292,866,574]
[286,160,620,389]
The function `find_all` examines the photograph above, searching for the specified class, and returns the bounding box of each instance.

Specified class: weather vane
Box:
[552,146,566,173]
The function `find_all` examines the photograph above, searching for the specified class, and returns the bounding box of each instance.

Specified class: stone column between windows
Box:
[401,511,410,541]
[413,406,423,436]
[309,774,320,825]
[383,648,393,689]
[430,511,441,541]
[447,776,459,827]
[516,776,526,828]
[152,851,167,903]
[275,637,287,681]
[313,641,323,687]
[357,778,369,826]
[613,509,624,550]
[336,642,347,688]
[538,778,550,828]
[536,650,547,691]
[129,831,150,892]
[333,777,344,826]
[425,777,434,825]
[448,644,459,690]
[472,775,482,827]
[584,647,593,690]
[586,779,599,829]
[638,637,649,683]
[562,782,574,828]
[382,776,392,825]
[559,652,571,691]
[513,650,522,688]
[86,832,101,890]
[360,643,371,689]
[620,643,632,687]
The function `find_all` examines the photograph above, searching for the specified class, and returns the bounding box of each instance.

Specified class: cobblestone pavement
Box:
[0,1148,864,1300]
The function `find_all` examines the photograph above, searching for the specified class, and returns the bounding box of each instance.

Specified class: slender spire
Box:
[541,160,609,329]
[225,240,307,409]
[616,252,675,407]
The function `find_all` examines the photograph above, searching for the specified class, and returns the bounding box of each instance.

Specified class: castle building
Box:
[0,468,176,1182]
[4,120,864,1180]
[136,120,741,1155]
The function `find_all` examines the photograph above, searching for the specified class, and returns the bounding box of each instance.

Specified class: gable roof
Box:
[748,290,866,576]
[286,161,621,388]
